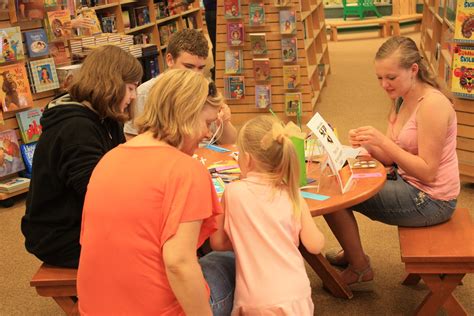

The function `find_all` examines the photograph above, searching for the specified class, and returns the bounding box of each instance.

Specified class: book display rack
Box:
[215,0,331,126]
[420,0,474,182]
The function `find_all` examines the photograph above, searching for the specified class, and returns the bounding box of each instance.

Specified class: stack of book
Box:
[0,177,31,193]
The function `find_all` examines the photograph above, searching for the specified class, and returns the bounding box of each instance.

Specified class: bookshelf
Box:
[215,0,330,126]
[419,0,474,182]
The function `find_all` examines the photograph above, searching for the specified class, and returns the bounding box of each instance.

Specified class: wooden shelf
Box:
[124,22,155,34]
[156,14,181,25]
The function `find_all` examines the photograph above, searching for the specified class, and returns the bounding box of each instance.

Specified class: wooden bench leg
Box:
[402,272,421,285]
[415,273,467,316]
[330,26,338,42]
[52,297,78,316]
[393,23,401,36]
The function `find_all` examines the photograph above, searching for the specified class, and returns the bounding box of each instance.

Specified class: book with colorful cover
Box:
[453,0,474,44]
[134,6,151,26]
[15,0,45,22]
[20,142,36,175]
[249,2,265,26]
[281,37,298,63]
[16,108,43,144]
[0,129,25,177]
[0,27,25,63]
[28,58,60,93]
[49,41,68,65]
[249,33,267,55]
[158,25,169,46]
[24,29,49,58]
[0,63,34,112]
[224,76,245,99]
[451,45,474,100]
[44,0,62,8]
[227,22,244,47]
[46,10,72,41]
[77,8,102,36]
[0,176,30,192]
[253,58,271,82]
[224,0,241,19]
[279,10,296,34]
[255,84,271,109]
[225,50,242,74]
[122,10,131,30]
[283,65,301,89]
[284,92,302,116]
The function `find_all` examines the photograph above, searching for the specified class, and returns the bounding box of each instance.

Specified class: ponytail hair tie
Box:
[260,121,306,150]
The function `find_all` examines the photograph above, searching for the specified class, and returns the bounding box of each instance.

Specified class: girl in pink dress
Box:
[211,115,325,315]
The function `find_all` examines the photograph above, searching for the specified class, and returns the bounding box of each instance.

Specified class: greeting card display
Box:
[249,2,265,26]
[279,10,296,34]
[28,58,60,93]
[227,22,244,46]
[255,84,271,109]
[281,37,297,63]
[249,33,267,55]
[225,50,243,74]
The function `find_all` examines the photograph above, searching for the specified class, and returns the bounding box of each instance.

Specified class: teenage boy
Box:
[125,29,237,144]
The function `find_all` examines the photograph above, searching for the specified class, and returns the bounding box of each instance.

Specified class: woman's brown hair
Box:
[69,45,143,122]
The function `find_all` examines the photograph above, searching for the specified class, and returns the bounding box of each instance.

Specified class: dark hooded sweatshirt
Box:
[21,94,126,268]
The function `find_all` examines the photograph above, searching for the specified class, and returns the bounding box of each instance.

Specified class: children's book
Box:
[224,76,245,99]
[225,50,242,74]
[283,65,301,89]
[24,29,49,58]
[134,6,151,26]
[249,33,267,55]
[0,63,34,112]
[49,41,68,65]
[20,142,36,175]
[28,57,60,93]
[0,27,25,63]
[281,37,298,63]
[451,45,474,100]
[227,22,244,47]
[16,108,43,144]
[0,176,30,192]
[284,92,302,117]
[77,8,102,36]
[279,10,296,34]
[15,0,45,21]
[46,10,72,41]
[274,0,290,7]
[249,2,265,26]
[0,129,25,177]
[253,58,271,82]
[255,84,271,109]
[453,0,474,44]
[224,0,241,19]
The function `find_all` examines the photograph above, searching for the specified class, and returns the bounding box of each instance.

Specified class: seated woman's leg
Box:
[199,251,235,316]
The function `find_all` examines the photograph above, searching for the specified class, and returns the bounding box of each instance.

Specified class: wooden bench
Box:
[398,208,474,315]
[385,14,423,36]
[326,18,388,41]
[30,264,78,315]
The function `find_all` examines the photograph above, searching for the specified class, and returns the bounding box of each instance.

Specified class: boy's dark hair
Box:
[166,29,209,60]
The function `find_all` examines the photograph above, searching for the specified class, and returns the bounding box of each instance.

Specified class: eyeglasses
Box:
[208,80,217,97]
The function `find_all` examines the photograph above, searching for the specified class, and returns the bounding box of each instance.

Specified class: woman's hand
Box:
[217,103,232,124]
[350,126,387,148]
[70,17,96,29]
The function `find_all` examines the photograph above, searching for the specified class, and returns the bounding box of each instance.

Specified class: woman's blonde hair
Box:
[237,115,301,217]
[135,69,222,148]
[69,45,143,122]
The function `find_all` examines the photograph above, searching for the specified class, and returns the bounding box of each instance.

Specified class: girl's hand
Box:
[217,103,232,124]
[353,126,386,147]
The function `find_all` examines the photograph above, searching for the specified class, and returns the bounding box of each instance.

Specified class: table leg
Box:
[299,245,353,299]
[401,272,421,285]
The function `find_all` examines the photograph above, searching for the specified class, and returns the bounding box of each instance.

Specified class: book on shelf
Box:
[45,9,72,41]
[99,14,118,33]
[158,24,170,45]
[44,0,64,8]
[227,22,244,47]
[24,29,49,58]
[15,0,45,22]
[155,1,170,19]
[224,76,245,99]
[28,57,60,93]
[0,129,25,177]
[249,2,265,27]
[453,0,474,44]
[283,65,301,89]
[134,6,151,26]
[184,15,198,29]
[279,9,296,34]
[20,142,37,175]
[16,108,43,144]
[451,45,474,100]
[133,33,152,45]
[0,177,30,193]
[253,58,271,82]
[284,92,302,117]
[77,7,102,36]
[0,63,34,112]
[255,84,271,109]
[225,50,243,74]
[49,41,69,65]
[224,0,241,19]
[274,0,290,7]
[56,63,82,91]
[249,33,267,55]
[0,27,25,63]
[122,10,131,30]
[281,37,298,63]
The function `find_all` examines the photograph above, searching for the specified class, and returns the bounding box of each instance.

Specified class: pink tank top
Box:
[388,91,460,201]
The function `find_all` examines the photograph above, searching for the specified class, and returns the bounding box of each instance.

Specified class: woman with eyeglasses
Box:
[77,69,235,316]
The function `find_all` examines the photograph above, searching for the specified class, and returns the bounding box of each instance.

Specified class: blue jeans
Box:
[353,172,457,227]
[199,251,235,316]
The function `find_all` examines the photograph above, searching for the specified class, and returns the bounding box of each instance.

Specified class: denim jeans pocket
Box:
[416,194,456,226]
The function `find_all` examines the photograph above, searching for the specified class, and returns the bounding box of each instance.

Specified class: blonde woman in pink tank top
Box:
[323,36,459,292]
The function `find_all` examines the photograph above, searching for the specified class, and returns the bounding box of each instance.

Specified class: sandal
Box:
[345,264,374,292]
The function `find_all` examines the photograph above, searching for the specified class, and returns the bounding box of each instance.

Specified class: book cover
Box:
[44,0,62,8]
[227,22,244,47]
[225,50,242,74]
[249,2,265,26]
[49,41,68,65]
[0,63,34,112]
[134,6,151,26]
[24,29,49,58]
[279,10,296,34]
[451,45,474,100]
[16,108,43,143]
[274,0,290,7]
[0,129,25,177]
[249,33,267,55]
[0,27,25,63]
[158,24,170,46]
[224,0,241,19]
[255,84,271,109]
[78,8,102,36]
[122,10,131,30]
[224,76,245,99]
[284,92,302,116]
[29,57,60,93]
[0,176,30,192]
[46,10,72,41]
[283,65,301,89]
[281,37,298,63]
[20,142,36,174]
[253,58,271,82]
[15,0,45,21]
[453,0,474,44]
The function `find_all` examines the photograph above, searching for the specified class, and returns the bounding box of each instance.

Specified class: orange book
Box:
[0,63,34,112]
